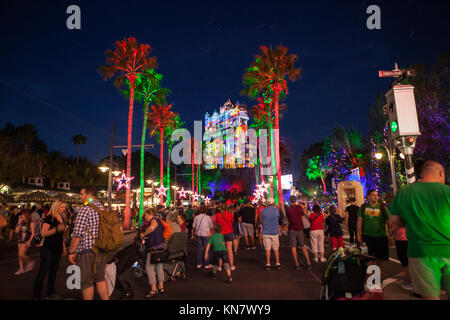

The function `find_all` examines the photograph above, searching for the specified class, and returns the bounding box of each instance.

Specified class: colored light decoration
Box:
[155,186,168,199]
[177,187,187,199]
[256,182,269,195]
[192,192,200,203]
[113,170,135,191]
[203,99,255,170]
[203,196,211,205]
[391,121,398,133]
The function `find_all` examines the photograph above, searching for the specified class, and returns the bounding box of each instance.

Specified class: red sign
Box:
[378,70,403,78]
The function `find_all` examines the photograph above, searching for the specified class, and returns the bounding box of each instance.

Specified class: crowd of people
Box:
[0,161,448,300]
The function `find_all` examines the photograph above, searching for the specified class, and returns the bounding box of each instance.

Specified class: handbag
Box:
[150,250,169,264]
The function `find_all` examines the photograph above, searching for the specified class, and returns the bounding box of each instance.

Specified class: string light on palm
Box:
[113,170,135,191]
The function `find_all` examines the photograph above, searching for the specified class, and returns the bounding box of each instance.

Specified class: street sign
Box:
[378,70,403,78]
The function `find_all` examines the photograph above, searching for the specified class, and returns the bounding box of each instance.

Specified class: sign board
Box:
[378,70,403,78]
[281,174,293,190]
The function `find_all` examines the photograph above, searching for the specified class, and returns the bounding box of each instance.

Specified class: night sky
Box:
[1,0,449,180]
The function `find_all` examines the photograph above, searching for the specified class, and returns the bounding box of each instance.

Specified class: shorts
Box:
[395,240,408,267]
[223,233,233,242]
[408,257,449,298]
[241,223,254,237]
[288,230,305,248]
[363,235,389,261]
[213,251,229,266]
[76,251,107,290]
[263,234,280,251]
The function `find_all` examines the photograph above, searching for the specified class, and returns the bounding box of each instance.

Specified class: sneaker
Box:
[218,267,222,272]
[225,277,233,283]
[231,265,236,271]
[265,265,271,271]
[295,265,301,270]
[204,265,213,269]
[313,257,319,263]
[196,265,203,269]
[399,281,413,291]
[14,269,24,275]
[251,246,257,250]
[274,264,281,270]
[320,257,327,263]
[305,264,312,270]
[245,247,251,251]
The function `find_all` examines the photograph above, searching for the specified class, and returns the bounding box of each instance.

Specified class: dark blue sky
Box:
[1,0,449,180]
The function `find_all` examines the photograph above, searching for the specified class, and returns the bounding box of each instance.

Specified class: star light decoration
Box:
[155,185,168,199]
[113,170,134,191]
[191,192,200,203]
[177,187,187,199]
[202,196,211,205]
[256,183,269,195]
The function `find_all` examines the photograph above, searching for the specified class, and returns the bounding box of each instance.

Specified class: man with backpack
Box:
[357,189,391,272]
[68,186,119,300]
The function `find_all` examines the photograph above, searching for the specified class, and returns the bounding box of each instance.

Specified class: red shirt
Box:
[286,204,305,231]
[309,212,324,231]
[180,223,186,232]
[215,211,234,234]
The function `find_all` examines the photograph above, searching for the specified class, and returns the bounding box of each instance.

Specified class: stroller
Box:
[153,231,189,282]
[320,246,374,300]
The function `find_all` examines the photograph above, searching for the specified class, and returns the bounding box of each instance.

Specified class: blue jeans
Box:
[196,236,210,266]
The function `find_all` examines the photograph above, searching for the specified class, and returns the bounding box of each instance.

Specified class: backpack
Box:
[87,204,124,253]
[160,219,172,240]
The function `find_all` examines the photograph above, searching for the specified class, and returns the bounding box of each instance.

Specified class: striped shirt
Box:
[71,200,103,254]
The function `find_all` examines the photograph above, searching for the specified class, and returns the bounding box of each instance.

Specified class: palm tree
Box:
[98,37,157,229]
[124,69,170,224]
[242,45,301,207]
[72,134,87,166]
[147,103,177,205]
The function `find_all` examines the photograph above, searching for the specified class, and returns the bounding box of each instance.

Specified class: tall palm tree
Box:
[147,103,176,205]
[242,45,301,207]
[71,134,87,166]
[98,37,157,229]
[124,69,170,224]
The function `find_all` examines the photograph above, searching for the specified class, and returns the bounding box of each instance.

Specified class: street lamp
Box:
[99,166,109,173]
[146,179,153,185]
[399,153,405,160]
[376,143,398,194]
[374,152,383,160]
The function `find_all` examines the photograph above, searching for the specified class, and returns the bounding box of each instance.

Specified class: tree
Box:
[124,69,170,223]
[98,37,157,229]
[71,134,87,166]
[147,103,177,205]
[242,45,301,207]
[306,155,329,193]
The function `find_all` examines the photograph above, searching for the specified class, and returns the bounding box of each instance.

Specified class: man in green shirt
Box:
[357,189,391,271]
[390,161,450,300]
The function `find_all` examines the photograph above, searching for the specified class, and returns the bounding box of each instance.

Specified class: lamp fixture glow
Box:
[99,166,109,173]
[375,152,383,160]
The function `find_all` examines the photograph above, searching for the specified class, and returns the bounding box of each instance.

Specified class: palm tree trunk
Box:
[191,140,195,197]
[166,143,172,207]
[160,127,164,206]
[139,103,149,225]
[76,144,80,166]
[125,82,135,229]
[320,175,327,193]
[273,91,283,209]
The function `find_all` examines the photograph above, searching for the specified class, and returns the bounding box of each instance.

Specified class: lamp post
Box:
[376,142,398,194]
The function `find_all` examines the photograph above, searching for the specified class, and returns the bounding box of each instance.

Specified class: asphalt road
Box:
[0,231,429,300]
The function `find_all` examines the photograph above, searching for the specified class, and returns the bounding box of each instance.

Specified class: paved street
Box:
[0,230,430,300]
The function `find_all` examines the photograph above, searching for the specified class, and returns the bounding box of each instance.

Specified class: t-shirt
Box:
[193,214,213,237]
[345,204,359,226]
[42,215,64,253]
[357,203,390,237]
[185,208,195,220]
[325,214,344,237]
[286,204,305,231]
[390,182,450,258]
[215,211,234,235]
[239,206,256,224]
[261,206,280,235]
[208,232,226,252]
[308,213,324,231]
